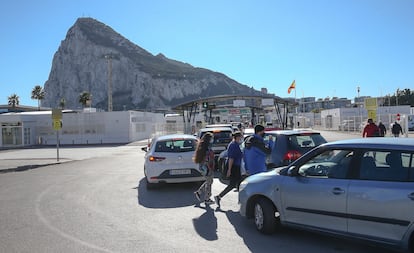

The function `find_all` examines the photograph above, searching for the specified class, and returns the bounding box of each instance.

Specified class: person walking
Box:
[391,121,403,137]
[378,121,387,137]
[244,124,273,175]
[194,132,215,205]
[362,118,380,137]
[214,131,243,208]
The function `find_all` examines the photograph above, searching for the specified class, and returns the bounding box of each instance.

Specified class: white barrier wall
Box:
[0,110,166,147]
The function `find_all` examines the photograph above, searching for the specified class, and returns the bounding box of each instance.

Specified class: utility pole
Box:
[357,86,361,125]
[105,53,113,112]
[396,88,399,106]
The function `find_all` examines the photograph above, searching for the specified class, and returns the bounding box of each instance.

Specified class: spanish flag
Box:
[287,80,296,94]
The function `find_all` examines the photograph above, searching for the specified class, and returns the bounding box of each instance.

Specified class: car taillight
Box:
[149,156,166,162]
[283,150,302,162]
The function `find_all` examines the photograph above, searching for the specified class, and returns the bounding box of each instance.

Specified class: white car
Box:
[142,134,204,189]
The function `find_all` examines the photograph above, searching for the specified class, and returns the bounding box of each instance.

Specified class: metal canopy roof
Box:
[171,94,294,111]
[171,94,296,130]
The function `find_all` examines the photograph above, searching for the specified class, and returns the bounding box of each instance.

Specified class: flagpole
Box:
[295,87,297,114]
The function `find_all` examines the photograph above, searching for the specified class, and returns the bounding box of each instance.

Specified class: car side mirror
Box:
[141,146,148,152]
[287,166,298,176]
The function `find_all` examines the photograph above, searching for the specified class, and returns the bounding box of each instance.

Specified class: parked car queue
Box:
[218,129,327,178]
[140,129,414,252]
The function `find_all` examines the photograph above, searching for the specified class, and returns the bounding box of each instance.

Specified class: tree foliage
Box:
[59,98,66,109]
[385,88,414,106]
[31,85,45,110]
[78,91,91,108]
[8,94,19,108]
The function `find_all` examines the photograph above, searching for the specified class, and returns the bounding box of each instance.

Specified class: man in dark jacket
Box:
[244,124,273,175]
[378,122,387,137]
[392,121,403,137]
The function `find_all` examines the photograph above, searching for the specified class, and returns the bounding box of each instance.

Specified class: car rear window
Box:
[212,131,232,144]
[287,134,326,150]
[200,130,232,144]
[154,139,196,153]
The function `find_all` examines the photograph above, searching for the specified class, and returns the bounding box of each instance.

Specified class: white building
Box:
[0,110,166,148]
[320,105,412,133]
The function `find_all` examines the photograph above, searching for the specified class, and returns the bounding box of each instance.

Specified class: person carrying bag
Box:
[193,132,215,205]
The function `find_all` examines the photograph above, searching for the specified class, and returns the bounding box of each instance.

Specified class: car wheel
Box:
[409,232,414,253]
[254,198,279,234]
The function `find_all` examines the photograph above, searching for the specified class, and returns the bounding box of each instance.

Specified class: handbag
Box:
[200,164,208,176]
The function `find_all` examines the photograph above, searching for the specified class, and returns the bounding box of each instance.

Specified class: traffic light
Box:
[202,102,209,108]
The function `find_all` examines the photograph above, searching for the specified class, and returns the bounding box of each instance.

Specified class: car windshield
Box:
[154,139,196,152]
[297,149,354,178]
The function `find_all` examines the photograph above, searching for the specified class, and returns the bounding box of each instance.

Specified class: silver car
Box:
[239,138,414,252]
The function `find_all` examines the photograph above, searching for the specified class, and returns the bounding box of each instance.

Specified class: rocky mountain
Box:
[43,17,263,111]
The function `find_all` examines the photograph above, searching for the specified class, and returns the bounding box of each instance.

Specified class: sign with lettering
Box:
[52,108,62,120]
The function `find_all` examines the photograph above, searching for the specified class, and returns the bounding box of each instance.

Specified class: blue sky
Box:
[1,0,413,106]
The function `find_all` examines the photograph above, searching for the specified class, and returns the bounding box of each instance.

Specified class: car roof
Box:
[265,129,321,135]
[322,138,414,151]
[205,124,232,128]
[153,134,197,141]
[199,127,233,132]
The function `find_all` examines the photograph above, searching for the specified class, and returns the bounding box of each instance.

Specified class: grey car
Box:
[265,129,327,168]
[239,138,414,252]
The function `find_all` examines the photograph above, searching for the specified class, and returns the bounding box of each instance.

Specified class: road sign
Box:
[261,98,274,106]
[53,120,62,130]
[52,108,62,120]
[364,98,378,111]
[233,100,245,107]
[368,110,377,121]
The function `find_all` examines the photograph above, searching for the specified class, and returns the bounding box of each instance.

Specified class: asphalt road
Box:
[0,131,402,253]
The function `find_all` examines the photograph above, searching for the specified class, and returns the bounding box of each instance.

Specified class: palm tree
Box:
[59,98,66,110]
[78,91,91,108]
[8,94,20,111]
[31,85,45,110]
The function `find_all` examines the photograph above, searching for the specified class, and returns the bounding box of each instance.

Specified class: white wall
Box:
[0,110,166,147]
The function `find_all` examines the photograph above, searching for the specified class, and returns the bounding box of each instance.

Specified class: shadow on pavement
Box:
[136,178,203,209]
[224,210,394,253]
[192,204,218,241]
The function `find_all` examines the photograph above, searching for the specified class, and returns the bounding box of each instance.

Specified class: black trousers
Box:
[218,164,242,198]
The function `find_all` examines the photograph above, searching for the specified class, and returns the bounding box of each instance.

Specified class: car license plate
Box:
[170,169,191,175]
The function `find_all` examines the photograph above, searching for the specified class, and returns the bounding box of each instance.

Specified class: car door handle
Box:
[408,193,414,201]
[332,187,345,195]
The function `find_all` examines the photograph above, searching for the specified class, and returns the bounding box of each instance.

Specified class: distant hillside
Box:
[42,17,263,111]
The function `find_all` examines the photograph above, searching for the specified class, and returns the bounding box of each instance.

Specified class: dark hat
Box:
[254,124,265,133]
[232,131,242,137]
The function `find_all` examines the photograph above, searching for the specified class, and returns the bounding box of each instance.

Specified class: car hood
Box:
[240,167,287,199]
[243,167,286,184]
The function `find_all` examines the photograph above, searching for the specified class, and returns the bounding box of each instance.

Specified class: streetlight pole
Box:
[396,88,399,106]
[104,54,113,112]
[357,86,361,126]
